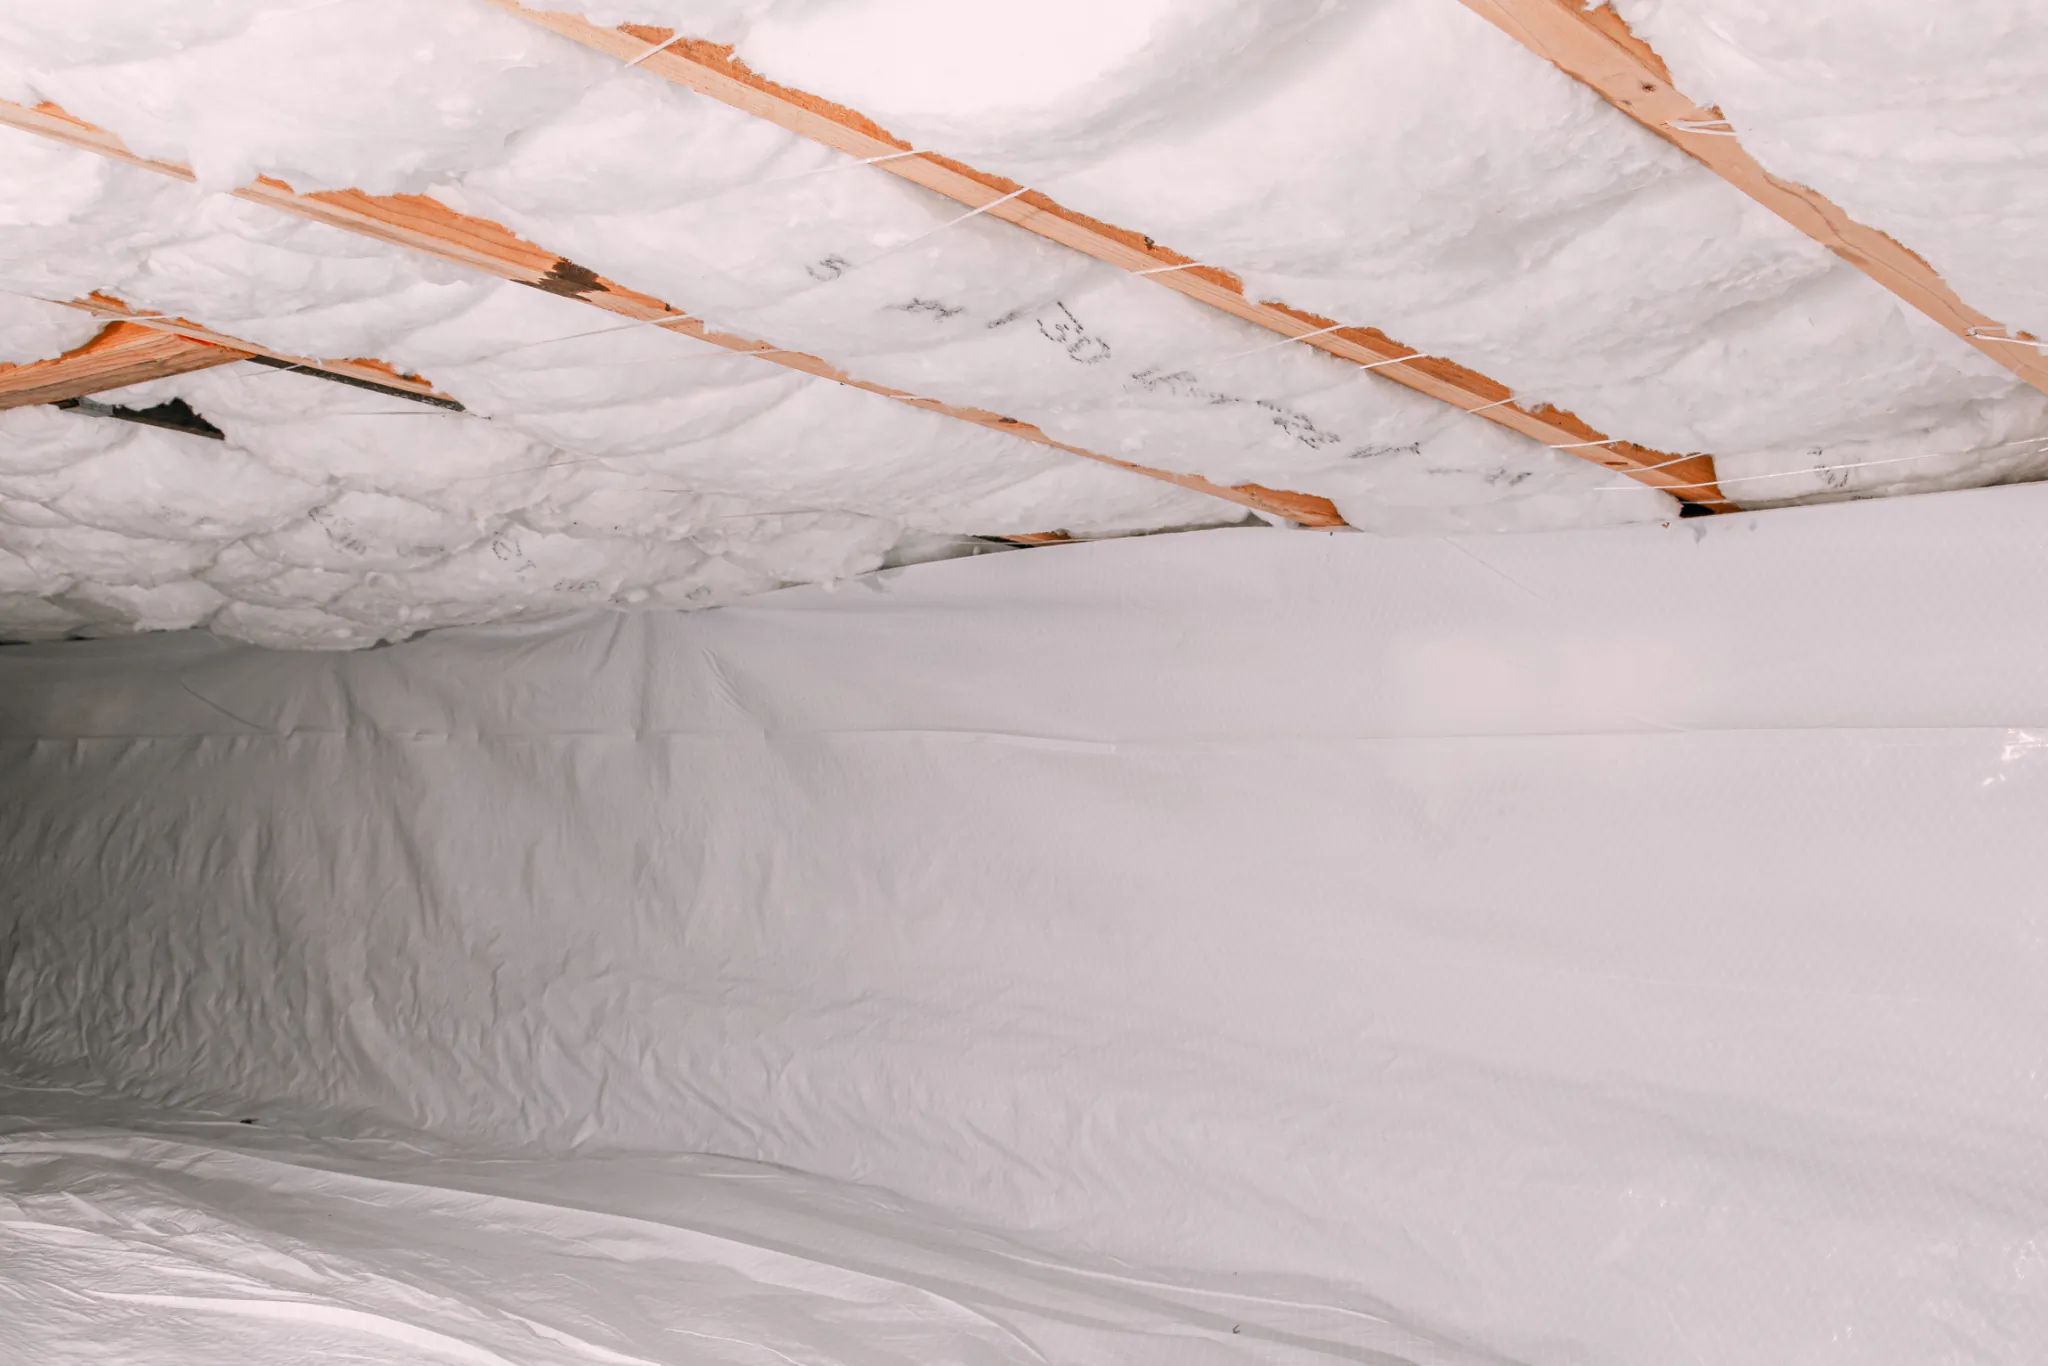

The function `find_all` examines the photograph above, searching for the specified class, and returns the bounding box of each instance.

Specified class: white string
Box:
[1209,322,1348,365]
[623,33,682,67]
[901,185,1029,244]
[1133,261,1210,276]
[1965,327,2048,351]
[1668,118,1738,137]
[1548,437,1617,451]
[1465,395,1521,415]
[476,314,682,360]
[749,148,921,189]
[811,185,1032,289]
[1354,351,1430,374]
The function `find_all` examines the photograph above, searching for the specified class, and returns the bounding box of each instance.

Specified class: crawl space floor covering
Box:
[1,3,2046,1363]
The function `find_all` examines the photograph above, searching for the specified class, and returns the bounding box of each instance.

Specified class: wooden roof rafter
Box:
[0,318,244,410]
[482,0,1734,512]
[0,97,1345,529]
[60,294,467,408]
[0,294,466,419]
[1458,0,2048,397]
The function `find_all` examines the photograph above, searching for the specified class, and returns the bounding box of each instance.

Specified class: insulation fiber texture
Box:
[3,486,2047,1362]
[6,1,2048,645]
[12,0,2046,648]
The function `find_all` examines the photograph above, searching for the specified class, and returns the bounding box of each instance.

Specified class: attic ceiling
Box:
[1,0,2043,648]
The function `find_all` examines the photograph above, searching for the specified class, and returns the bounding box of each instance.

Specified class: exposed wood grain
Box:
[0,97,1344,528]
[482,0,1731,510]
[64,296,463,408]
[1459,0,2048,397]
[0,321,243,410]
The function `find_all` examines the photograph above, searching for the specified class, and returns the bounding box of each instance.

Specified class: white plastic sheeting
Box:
[0,1115,1354,1366]
[4,482,2048,1361]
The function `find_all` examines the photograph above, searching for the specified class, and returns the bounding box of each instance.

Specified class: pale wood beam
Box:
[0,98,1346,529]
[482,0,1732,512]
[1458,0,2048,398]
[0,320,243,410]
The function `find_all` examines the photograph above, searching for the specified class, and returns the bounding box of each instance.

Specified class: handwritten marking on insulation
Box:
[992,297,1432,460]
[892,297,964,321]
[1035,303,1113,363]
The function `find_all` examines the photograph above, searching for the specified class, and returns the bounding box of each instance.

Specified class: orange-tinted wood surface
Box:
[0,321,243,410]
[64,296,462,406]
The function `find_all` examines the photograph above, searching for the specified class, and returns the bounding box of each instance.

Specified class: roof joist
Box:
[63,295,466,409]
[0,292,465,414]
[483,0,1733,512]
[0,319,243,410]
[1459,0,2048,398]
[0,97,1345,530]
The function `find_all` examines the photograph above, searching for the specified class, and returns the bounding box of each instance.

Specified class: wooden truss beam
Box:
[0,319,243,410]
[483,0,1732,512]
[0,296,464,413]
[0,98,1344,529]
[59,295,465,409]
[1459,0,2048,397]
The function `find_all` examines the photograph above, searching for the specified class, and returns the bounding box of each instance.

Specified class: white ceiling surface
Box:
[0,1,2042,647]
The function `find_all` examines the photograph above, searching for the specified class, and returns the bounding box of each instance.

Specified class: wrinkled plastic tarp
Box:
[3,485,2047,1363]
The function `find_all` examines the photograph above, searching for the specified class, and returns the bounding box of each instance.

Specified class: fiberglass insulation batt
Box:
[3,484,2047,1363]
[8,0,2048,647]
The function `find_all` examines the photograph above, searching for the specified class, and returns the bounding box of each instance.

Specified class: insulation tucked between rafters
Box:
[482,0,1734,513]
[0,98,1345,530]
[0,320,243,410]
[1457,0,2048,398]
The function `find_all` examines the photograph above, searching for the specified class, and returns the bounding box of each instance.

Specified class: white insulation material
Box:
[19,0,2048,647]
[0,0,2045,638]
[0,292,98,364]
[0,0,1712,648]
[4,485,2048,1362]
[1616,0,2048,341]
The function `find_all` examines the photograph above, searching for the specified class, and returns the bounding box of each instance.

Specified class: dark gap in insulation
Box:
[53,395,225,441]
